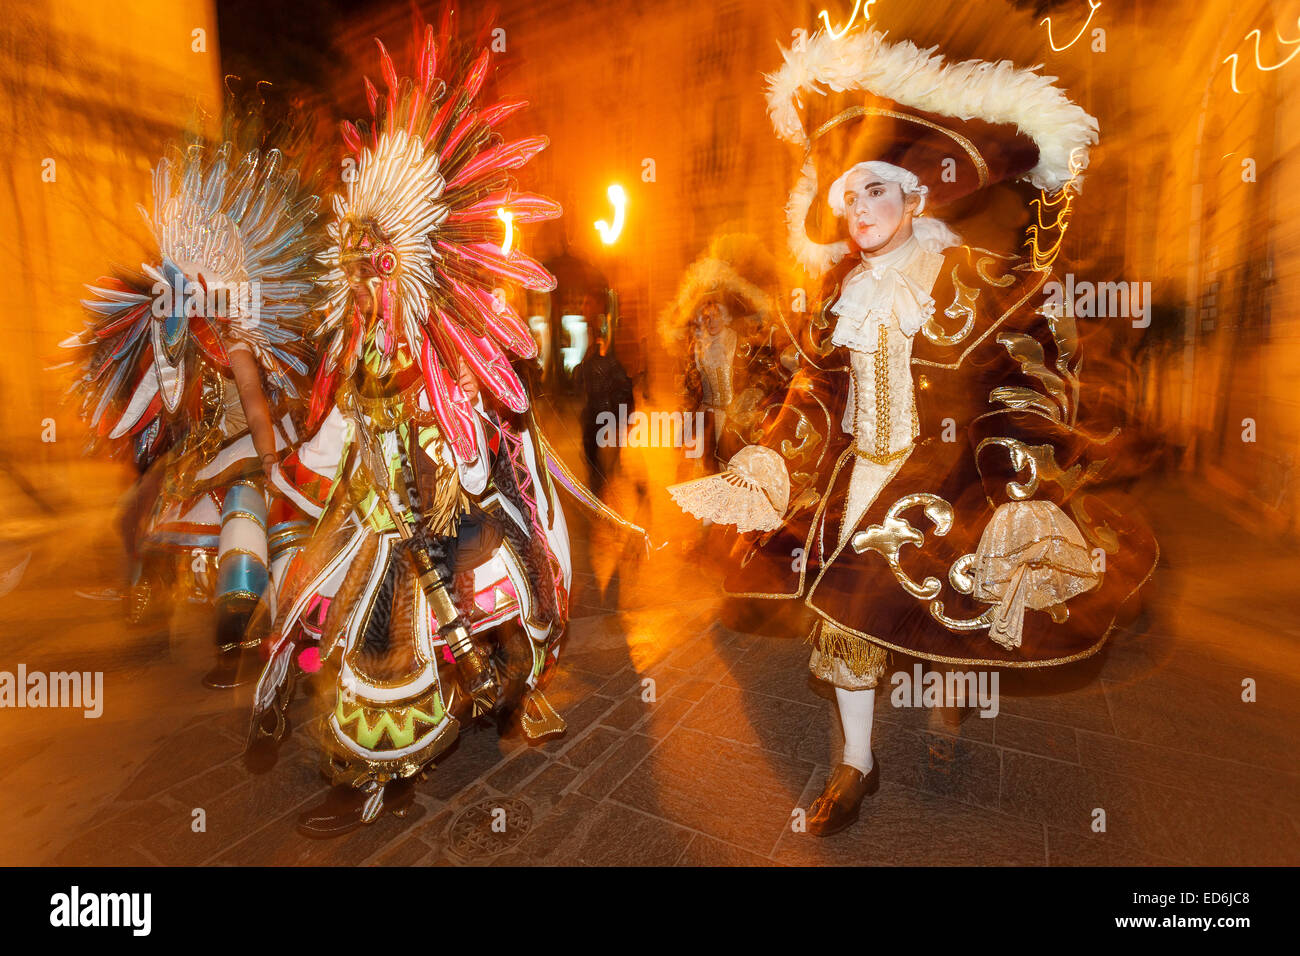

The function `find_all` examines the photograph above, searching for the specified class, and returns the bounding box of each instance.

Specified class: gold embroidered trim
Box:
[804,536,1159,668]
[923,266,979,347]
[217,588,263,604]
[874,322,890,459]
[854,444,912,465]
[217,546,266,563]
[912,268,1049,371]
[221,509,266,527]
[805,450,912,595]
[267,527,308,547]
[345,377,436,431]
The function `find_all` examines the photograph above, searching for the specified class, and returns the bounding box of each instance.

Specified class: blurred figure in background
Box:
[574,325,634,497]
[694,296,738,458]
[661,234,790,480]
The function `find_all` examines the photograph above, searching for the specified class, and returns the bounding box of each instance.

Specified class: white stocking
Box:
[835,686,876,774]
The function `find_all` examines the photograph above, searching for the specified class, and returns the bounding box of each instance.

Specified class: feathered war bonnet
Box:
[765,27,1099,277]
[64,103,324,468]
[312,8,561,459]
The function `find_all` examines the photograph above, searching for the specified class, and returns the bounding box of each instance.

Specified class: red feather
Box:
[375,39,399,119]
[479,98,527,128]
[445,190,510,222]
[446,136,549,189]
[438,110,478,162]
[439,316,528,413]
[94,300,151,338]
[439,241,556,292]
[341,120,363,156]
[420,335,477,460]
[307,365,340,432]
[190,315,230,367]
[363,77,379,120]
[464,48,491,101]
[89,275,138,296]
[438,3,454,51]
[418,24,436,92]
[424,96,457,148]
[448,191,560,224]
[503,192,563,222]
[450,280,535,357]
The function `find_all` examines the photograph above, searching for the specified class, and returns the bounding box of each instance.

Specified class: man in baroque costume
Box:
[673,26,1158,837]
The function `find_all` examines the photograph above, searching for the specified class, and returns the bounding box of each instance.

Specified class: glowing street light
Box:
[819,1,874,39]
[1224,18,1300,94]
[497,207,514,254]
[594,184,626,245]
[1040,0,1102,53]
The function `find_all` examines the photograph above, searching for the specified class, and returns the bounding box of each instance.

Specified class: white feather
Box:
[765,28,1098,193]
[108,366,160,439]
[787,158,851,276]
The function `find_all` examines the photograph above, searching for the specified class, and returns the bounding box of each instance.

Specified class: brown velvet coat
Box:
[723,244,1157,667]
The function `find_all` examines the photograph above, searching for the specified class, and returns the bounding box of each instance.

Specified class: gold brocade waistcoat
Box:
[847,321,920,465]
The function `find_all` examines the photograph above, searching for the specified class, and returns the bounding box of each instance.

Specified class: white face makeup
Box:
[842,169,916,255]
[702,299,729,334]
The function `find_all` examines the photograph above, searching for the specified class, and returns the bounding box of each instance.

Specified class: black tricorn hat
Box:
[766,28,1098,275]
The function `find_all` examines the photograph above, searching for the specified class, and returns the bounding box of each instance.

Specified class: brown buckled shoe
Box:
[807,757,879,837]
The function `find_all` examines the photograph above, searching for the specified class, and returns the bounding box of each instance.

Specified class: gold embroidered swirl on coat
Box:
[850,492,954,600]
[923,266,979,347]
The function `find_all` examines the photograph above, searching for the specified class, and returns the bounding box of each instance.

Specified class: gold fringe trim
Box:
[811,619,890,679]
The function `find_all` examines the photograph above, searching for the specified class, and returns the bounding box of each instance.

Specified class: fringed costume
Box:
[246,11,583,834]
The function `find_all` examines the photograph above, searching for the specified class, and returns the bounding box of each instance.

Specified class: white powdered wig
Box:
[786,158,959,275]
[829,161,929,215]
[766,28,1098,192]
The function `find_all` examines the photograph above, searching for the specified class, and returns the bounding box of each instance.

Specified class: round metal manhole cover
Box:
[447,797,533,861]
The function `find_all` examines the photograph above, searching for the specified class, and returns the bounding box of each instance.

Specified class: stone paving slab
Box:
[773,781,1049,867]
[11,478,1300,866]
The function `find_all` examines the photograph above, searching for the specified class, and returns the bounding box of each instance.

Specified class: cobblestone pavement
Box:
[3,452,1298,866]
